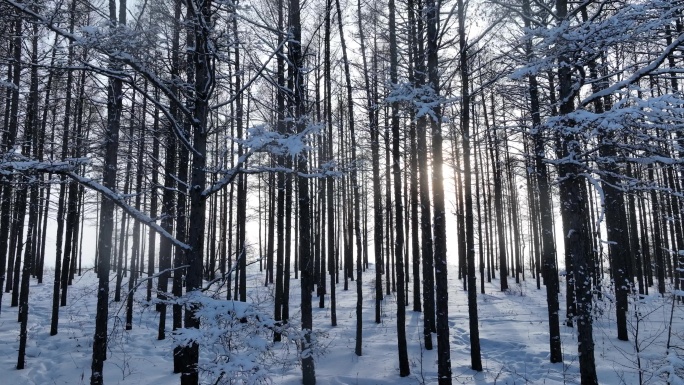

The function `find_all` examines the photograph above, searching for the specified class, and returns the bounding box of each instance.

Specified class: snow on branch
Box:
[385,82,457,122]
[203,122,323,197]
[0,158,86,176]
[0,154,192,250]
[0,79,18,90]
[66,171,192,251]
[513,1,684,90]
[241,123,319,157]
[580,32,684,108]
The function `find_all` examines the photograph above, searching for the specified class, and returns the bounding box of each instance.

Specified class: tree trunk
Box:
[456,0,482,370]
[127,80,147,330]
[17,16,40,369]
[274,0,287,339]
[523,0,562,363]
[147,86,160,303]
[389,0,409,373]
[334,0,363,357]
[288,0,315,380]
[426,0,451,380]
[555,1,597,382]
[91,1,126,382]
[49,0,79,334]
[356,0,383,325]
[414,0,435,349]
[325,0,337,325]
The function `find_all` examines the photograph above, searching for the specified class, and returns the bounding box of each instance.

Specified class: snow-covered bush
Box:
[657,348,684,385]
[172,292,298,385]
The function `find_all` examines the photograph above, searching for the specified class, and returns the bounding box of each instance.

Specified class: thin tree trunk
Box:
[17,17,40,369]
[580,5,630,338]
[415,0,435,347]
[126,79,147,330]
[158,0,182,342]
[522,0,562,362]
[488,95,508,292]
[324,0,336,325]
[0,31,18,300]
[290,0,315,379]
[456,0,482,369]
[48,0,79,334]
[389,0,409,373]
[649,166,667,295]
[273,0,287,339]
[335,0,363,357]
[356,0,383,324]
[147,87,160,303]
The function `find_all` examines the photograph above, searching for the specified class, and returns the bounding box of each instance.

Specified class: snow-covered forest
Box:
[0,0,683,384]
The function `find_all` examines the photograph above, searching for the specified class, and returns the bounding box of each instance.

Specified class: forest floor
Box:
[0,264,682,384]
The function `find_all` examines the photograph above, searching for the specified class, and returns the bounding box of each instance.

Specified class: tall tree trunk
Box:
[114,115,135,303]
[453,134,467,290]
[335,0,363,357]
[385,118,393,295]
[158,0,182,342]
[356,0,383,324]
[127,80,147,330]
[147,87,160,302]
[91,0,126,382]
[288,0,315,380]
[627,163,645,295]
[504,140,522,284]
[648,166,667,295]
[580,6,630,340]
[523,0,562,363]
[274,0,287,339]
[414,0,435,350]
[426,0,451,380]
[325,0,337,325]
[0,31,19,301]
[236,18,248,302]
[49,0,79,333]
[457,0,482,370]
[17,16,40,369]
[389,0,409,374]
[172,3,192,368]
[475,131,486,293]
[35,38,60,284]
[555,1,597,382]
[489,96,508,292]
[179,1,213,383]
[406,0,421,309]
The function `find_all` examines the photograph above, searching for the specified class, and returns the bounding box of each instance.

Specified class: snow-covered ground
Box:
[1,265,682,384]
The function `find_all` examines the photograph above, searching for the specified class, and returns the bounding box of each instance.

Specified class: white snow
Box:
[1,264,682,384]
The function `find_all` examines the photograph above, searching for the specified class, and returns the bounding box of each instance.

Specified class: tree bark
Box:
[555,1,597,382]
[389,0,409,374]
[457,0,482,370]
[334,0,363,357]
[523,0,562,363]
[289,0,315,380]
[91,1,126,382]
[426,0,451,380]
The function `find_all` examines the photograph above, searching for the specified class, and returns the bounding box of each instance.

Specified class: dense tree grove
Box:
[0,0,683,384]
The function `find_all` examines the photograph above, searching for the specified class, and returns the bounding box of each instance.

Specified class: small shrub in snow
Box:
[172,292,299,385]
[656,349,684,385]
